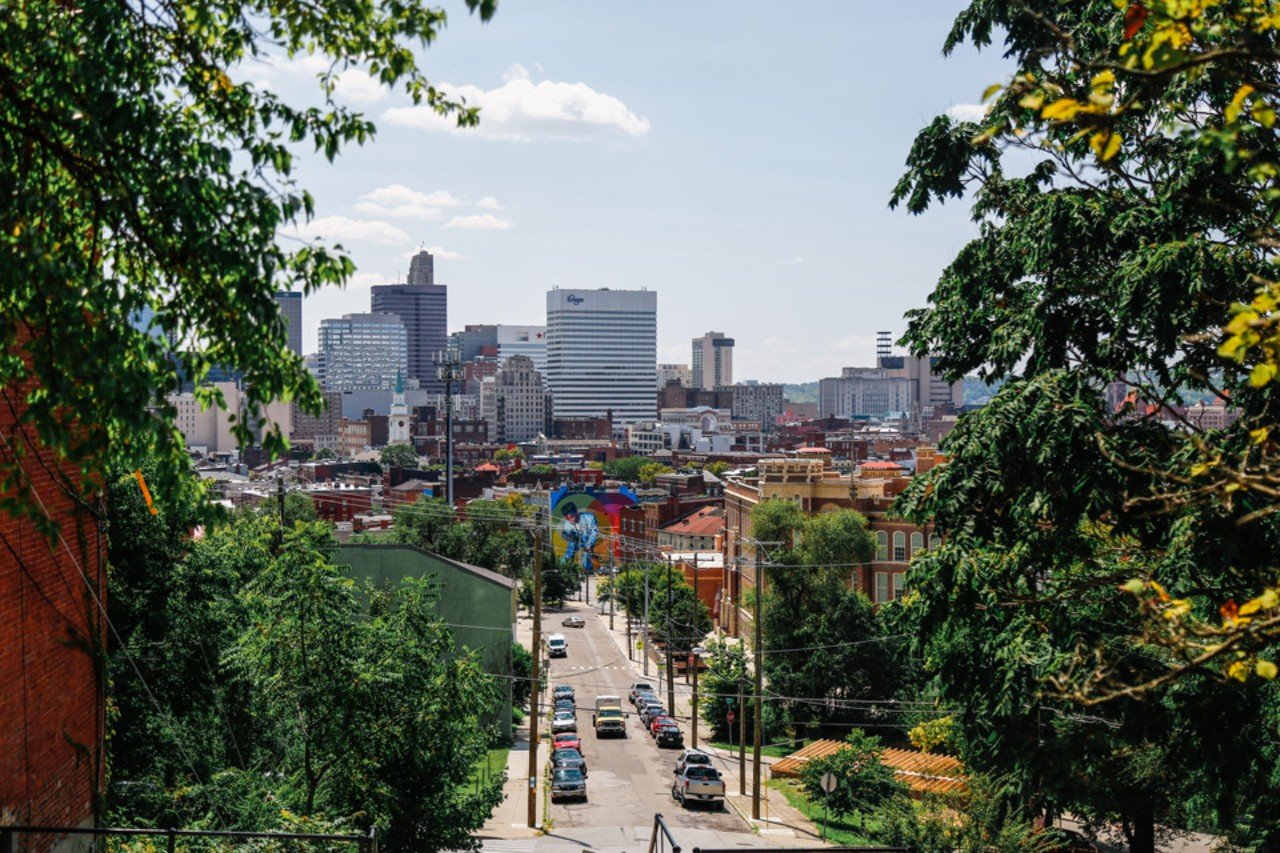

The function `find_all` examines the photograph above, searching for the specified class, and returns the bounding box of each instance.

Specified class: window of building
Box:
[892,531,906,562]
[929,534,941,550]
[875,531,888,562]
[892,572,905,600]
[910,532,923,556]
[875,571,890,603]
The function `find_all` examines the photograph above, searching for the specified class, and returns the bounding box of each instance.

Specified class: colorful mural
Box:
[549,486,638,572]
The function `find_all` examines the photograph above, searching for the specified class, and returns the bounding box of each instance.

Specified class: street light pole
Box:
[665,562,675,702]
[527,529,544,829]
[752,548,763,820]
[691,552,699,750]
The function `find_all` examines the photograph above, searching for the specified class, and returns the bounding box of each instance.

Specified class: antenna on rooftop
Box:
[876,331,892,359]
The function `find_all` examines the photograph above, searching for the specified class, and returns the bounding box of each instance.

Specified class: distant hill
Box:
[783,382,819,404]
[963,376,1003,406]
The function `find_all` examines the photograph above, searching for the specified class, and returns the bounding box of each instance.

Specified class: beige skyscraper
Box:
[691,331,734,391]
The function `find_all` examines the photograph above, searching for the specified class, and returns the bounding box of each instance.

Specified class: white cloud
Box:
[238,54,389,105]
[383,66,652,141]
[401,245,465,261]
[354,184,462,219]
[945,103,989,122]
[476,196,504,210]
[445,214,513,231]
[778,256,805,264]
[287,215,411,245]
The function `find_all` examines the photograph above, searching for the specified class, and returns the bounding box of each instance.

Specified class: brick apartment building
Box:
[0,378,105,840]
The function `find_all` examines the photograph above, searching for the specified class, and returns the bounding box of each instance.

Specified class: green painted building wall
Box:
[337,543,516,740]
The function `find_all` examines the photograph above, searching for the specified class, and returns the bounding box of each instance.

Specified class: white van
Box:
[547,633,568,658]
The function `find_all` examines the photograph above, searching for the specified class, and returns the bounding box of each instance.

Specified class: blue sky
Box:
[262,2,1009,383]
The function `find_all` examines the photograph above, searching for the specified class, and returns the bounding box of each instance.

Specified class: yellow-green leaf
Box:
[1249,362,1277,387]
[982,83,1004,103]
[1042,98,1083,121]
[1257,660,1278,680]
[1227,84,1256,123]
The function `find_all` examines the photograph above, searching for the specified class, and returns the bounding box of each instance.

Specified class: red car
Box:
[649,715,676,737]
[552,733,582,753]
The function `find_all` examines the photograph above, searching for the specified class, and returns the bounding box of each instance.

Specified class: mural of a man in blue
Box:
[561,504,600,572]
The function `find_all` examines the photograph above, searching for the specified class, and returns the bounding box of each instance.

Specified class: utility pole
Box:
[738,678,747,796]
[643,566,651,678]
[665,562,675,701]
[436,344,463,507]
[274,474,286,552]
[752,548,763,820]
[527,529,544,829]
[608,553,616,631]
[690,553,699,749]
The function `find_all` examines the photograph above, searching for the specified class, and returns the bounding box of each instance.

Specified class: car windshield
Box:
[684,752,711,764]
[554,711,573,719]
[554,769,584,782]
[552,749,582,761]
[686,766,720,780]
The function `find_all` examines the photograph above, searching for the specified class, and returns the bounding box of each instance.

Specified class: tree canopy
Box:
[891,2,1280,847]
[0,0,492,530]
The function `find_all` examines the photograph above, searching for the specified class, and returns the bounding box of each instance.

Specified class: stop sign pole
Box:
[820,771,837,839]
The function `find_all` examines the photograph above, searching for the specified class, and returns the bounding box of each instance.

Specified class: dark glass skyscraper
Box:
[371,250,447,392]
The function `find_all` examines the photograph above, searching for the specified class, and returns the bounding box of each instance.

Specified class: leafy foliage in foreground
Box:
[0,0,491,532]
[890,2,1280,847]
[106,483,504,852]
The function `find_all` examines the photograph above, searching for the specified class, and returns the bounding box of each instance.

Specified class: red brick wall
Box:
[0,387,105,839]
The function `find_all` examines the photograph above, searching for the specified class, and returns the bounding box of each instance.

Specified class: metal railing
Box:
[646,814,680,853]
[0,825,377,853]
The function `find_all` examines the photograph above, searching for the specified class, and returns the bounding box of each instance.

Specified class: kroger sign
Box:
[566,294,585,305]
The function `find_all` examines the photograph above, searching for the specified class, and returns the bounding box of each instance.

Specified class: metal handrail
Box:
[646,813,681,853]
[0,824,377,852]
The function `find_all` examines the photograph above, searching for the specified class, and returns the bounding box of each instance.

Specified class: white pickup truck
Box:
[671,765,725,808]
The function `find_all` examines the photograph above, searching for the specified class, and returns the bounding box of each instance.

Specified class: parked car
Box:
[551,747,588,777]
[552,732,582,753]
[553,685,575,702]
[640,703,668,726]
[551,767,587,803]
[546,633,567,658]
[655,721,683,748]
[554,698,575,713]
[551,711,577,734]
[562,615,585,628]
[672,765,725,808]
[649,714,676,737]
[629,682,657,704]
[674,748,713,775]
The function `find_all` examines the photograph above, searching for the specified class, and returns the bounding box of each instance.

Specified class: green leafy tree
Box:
[699,641,753,743]
[890,3,1280,848]
[603,455,648,482]
[494,447,525,463]
[799,730,903,828]
[750,499,805,549]
[381,443,421,470]
[0,0,494,532]
[313,448,338,461]
[645,563,711,655]
[704,461,730,477]
[638,462,674,485]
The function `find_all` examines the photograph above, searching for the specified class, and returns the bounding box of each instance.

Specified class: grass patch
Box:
[467,747,509,790]
[707,739,796,759]
[767,778,886,846]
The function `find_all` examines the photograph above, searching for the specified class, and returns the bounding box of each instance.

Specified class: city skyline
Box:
[264,2,1008,382]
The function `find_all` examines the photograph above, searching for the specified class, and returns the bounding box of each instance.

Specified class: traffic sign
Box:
[727,710,736,725]
[636,640,644,649]
[820,771,837,793]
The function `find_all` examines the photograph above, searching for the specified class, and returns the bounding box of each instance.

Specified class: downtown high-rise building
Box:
[496,324,547,373]
[317,313,407,391]
[479,355,552,443]
[274,291,303,354]
[691,331,734,391]
[546,288,656,425]
[371,249,446,392]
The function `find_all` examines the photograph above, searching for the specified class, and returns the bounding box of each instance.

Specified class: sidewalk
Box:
[587,578,827,845]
